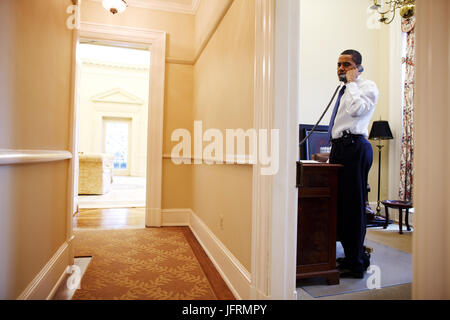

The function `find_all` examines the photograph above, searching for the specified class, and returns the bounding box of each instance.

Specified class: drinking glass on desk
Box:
[320,146,331,154]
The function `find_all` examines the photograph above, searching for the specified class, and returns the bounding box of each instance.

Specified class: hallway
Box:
[66,208,235,300]
[1,0,449,301]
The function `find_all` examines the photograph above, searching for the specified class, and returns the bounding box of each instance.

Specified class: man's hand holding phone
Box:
[345,67,362,83]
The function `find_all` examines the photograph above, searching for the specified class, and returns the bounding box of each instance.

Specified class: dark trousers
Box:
[330,135,373,272]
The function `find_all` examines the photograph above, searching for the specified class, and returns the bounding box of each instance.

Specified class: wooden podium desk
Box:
[296,161,342,285]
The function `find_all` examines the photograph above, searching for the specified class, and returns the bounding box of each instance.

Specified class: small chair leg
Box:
[383,206,389,229]
[398,209,403,234]
[405,209,411,231]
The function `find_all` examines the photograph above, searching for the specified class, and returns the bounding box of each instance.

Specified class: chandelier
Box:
[370,0,415,24]
[102,0,128,15]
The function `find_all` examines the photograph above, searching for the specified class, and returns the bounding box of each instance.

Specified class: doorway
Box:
[295,0,412,300]
[74,41,150,229]
[68,22,166,231]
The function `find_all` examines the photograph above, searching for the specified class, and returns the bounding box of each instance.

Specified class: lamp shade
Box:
[102,0,127,15]
[369,120,394,140]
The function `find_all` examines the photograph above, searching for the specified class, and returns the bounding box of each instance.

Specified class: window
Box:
[103,118,131,174]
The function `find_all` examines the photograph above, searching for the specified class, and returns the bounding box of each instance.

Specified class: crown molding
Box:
[82,58,149,70]
[90,0,200,15]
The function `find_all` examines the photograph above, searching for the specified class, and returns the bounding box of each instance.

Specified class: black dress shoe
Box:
[339,270,364,279]
[337,264,349,272]
[337,255,370,272]
[363,258,370,271]
[336,257,346,264]
[337,261,352,271]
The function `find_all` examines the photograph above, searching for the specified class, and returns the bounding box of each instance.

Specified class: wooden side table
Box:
[381,200,413,234]
[296,162,342,285]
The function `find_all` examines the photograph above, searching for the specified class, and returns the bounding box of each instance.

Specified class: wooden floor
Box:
[74,207,146,229]
[73,208,235,300]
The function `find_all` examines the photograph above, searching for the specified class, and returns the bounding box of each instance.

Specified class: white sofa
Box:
[78,153,114,195]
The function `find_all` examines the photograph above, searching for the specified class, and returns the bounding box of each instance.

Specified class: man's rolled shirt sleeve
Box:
[344,80,379,117]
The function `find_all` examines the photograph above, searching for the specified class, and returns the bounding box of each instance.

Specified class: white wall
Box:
[413,0,450,299]
[299,0,403,203]
[299,0,384,124]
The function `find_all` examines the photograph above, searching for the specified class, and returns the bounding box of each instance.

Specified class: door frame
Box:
[251,0,300,299]
[68,21,166,228]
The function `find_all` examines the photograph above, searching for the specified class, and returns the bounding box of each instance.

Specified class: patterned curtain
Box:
[399,17,416,201]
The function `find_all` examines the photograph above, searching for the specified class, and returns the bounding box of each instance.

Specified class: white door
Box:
[103,117,132,176]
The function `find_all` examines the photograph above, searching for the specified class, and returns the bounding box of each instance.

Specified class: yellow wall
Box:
[162,63,194,209]
[192,0,254,271]
[0,0,74,299]
[194,0,233,58]
[81,0,195,60]
[81,1,195,209]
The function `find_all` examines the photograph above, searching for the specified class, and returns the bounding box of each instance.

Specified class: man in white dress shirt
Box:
[329,49,379,278]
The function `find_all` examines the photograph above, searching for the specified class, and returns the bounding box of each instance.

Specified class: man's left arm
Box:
[344,80,379,117]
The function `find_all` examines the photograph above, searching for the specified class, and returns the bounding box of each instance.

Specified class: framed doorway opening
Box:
[68,22,166,229]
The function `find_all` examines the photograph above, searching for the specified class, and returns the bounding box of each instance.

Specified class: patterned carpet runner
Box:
[72,227,217,300]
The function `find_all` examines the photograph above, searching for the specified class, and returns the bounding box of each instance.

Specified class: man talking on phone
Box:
[329,49,379,278]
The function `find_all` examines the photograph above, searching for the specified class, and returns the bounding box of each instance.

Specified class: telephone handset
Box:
[339,65,364,82]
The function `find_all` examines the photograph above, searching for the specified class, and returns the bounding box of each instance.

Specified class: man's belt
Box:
[331,130,364,145]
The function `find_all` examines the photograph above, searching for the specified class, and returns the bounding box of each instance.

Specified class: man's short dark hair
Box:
[341,49,362,66]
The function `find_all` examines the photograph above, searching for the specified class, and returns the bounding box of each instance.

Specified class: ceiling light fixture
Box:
[102,0,128,15]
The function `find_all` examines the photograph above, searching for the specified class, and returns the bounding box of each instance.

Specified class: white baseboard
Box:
[189,210,251,300]
[17,240,72,300]
[47,264,71,300]
[161,209,190,226]
[150,208,252,299]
